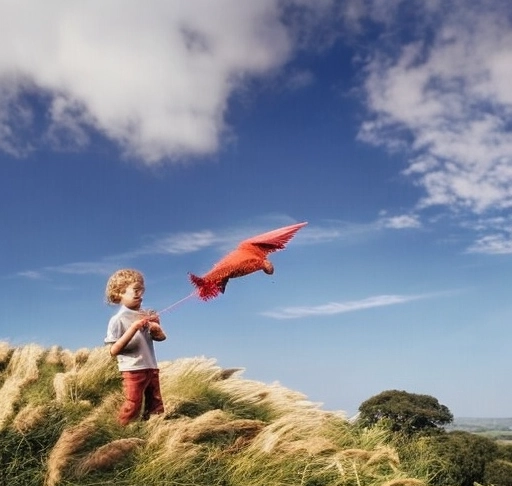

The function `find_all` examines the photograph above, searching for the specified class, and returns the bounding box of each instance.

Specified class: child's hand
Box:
[131,318,149,331]
[131,310,161,333]
[139,309,160,324]
[148,321,162,333]
[148,321,166,341]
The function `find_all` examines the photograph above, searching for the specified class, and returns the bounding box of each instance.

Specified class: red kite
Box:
[189,222,307,300]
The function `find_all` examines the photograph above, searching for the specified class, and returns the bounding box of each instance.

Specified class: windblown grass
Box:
[12,403,48,433]
[0,342,436,486]
[0,344,44,429]
[0,340,12,367]
[75,437,145,477]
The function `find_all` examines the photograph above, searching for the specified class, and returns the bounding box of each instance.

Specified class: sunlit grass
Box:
[0,341,433,486]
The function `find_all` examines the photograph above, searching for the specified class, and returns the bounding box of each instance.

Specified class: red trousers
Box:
[118,369,164,425]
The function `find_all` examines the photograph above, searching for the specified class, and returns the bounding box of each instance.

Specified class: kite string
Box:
[157,291,197,315]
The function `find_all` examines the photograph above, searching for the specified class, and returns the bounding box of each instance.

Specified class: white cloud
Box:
[16,270,44,280]
[296,219,386,245]
[262,293,428,319]
[15,217,415,280]
[0,0,337,164]
[380,214,421,229]
[45,261,118,276]
[140,217,420,255]
[357,0,512,215]
[285,69,315,91]
[0,81,34,157]
[466,234,512,255]
[141,231,217,255]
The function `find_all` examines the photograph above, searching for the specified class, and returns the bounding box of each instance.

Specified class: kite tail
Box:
[189,273,222,301]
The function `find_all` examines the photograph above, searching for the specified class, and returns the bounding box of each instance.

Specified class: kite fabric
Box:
[189,221,308,300]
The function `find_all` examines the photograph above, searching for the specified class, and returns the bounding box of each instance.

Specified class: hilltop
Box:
[0,341,432,486]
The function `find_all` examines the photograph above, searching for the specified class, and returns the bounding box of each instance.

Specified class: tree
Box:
[358,390,453,434]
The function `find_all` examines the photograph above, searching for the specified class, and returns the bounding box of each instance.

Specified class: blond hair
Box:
[105,269,144,304]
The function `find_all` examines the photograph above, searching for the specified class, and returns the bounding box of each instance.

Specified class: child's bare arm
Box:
[109,318,147,356]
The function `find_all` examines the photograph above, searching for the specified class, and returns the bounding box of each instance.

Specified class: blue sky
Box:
[1,0,512,418]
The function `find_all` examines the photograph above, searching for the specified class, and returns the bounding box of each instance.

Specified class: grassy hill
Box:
[0,341,447,485]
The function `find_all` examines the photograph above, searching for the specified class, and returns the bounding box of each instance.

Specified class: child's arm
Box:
[148,321,167,341]
[143,310,166,342]
[109,318,148,356]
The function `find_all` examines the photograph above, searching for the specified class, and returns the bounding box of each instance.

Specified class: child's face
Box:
[120,281,145,310]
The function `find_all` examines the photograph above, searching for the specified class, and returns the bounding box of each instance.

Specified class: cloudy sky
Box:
[2,0,512,418]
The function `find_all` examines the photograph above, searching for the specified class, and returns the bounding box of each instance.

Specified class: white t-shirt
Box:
[104,306,158,371]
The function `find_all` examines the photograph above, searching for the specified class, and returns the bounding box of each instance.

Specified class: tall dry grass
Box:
[133,409,265,485]
[0,345,436,486]
[45,417,97,486]
[0,343,44,429]
[12,403,48,433]
[75,437,145,477]
[44,393,122,486]
[44,345,86,370]
[0,340,12,364]
[224,408,418,486]
[52,346,119,404]
[45,345,63,366]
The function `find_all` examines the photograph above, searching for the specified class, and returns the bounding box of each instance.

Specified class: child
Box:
[104,268,167,425]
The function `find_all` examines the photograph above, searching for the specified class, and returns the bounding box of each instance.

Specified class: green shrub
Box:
[484,459,512,486]
[424,431,498,486]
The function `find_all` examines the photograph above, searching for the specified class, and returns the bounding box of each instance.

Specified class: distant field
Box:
[447,417,512,440]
